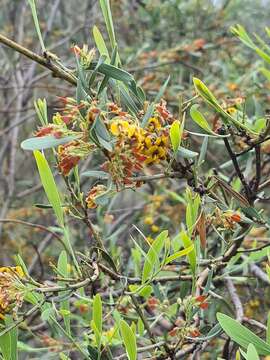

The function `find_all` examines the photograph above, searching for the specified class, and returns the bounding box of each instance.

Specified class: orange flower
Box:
[35,125,64,138]
[189,329,201,337]
[147,297,159,311]
[195,295,209,310]
[70,45,81,55]
[199,302,209,310]
[230,213,241,223]
[169,327,178,337]
[86,185,107,209]
[195,295,207,303]
[59,155,80,176]
[58,141,92,176]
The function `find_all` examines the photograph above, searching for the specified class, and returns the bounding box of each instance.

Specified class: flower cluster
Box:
[70,44,95,68]
[0,266,24,320]
[35,123,65,138]
[85,185,107,209]
[34,95,175,207]
[209,208,242,230]
[105,101,171,187]
[58,140,93,176]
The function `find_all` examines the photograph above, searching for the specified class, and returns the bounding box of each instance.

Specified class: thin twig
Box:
[0,219,67,251]
[223,136,252,203]
[0,34,77,86]
[226,278,243,322]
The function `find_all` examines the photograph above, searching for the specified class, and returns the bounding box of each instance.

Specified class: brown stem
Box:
[0,33,77,86]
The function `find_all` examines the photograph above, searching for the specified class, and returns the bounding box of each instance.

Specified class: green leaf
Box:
[165,244,194,264]
[21,135,78,151]
[9,321,18,360]
[99,0,116,50]
[267,312,270,344]
[120,320,137,360]
[142,230,168,283]
[81,170,109,179]
[178,146,198,158]
[119,83,139,114]
[217,313,270,355]
[231,25,255,49]
[141,103,155,128]
[33,150,64,226]
[90,247,118,273]
[88,62,133,83]
[129,285,153,298]
[27,0,46,52]
[34,98,48,126]
[76,78,88,104]
[141,76,170,127]
[193,78,258,135]
[190,104,221,136]
[0,316,17,360]
[94,189,116,206]
[15,254,29,277]
[93,294,102,333]
[88,55,107,88]
[170,120,182,153]
[198,136,208,166]
[91,115,113,151]
[247,344,260,360]
[92,25,110,62]
[154,75,170,103]
[92,294,102,347]
[194,323,222,341]
[0,325,10,360]
[87,345,99,360]
[181,231,196,275]
[137,318,144,337]
[57,251,70,334]
[232,25,270,65]
[97,46,119,94]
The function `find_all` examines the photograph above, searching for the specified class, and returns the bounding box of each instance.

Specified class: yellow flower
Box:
[0,266,24,277]
[158,147,166,159]
[145,145,158,156]
[110,120,136,138]
[151,224,160,233]
[151,195,164,202]
[155,137,162,146]
[103,327,115,339]
[0,266,24,319]
[146,236,154,244]
[86,185,107,209]
[144,216,154,225]
[227,107,237,115]
[161,135,169,146]
[227,82,238,91]
[145,136,153,148]
[110,122,120,136]
[148,117,161,131]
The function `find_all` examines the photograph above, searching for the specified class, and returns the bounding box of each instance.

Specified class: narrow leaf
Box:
[21,135,77,151]
[217,313,270,355]
[92,25,110,61]
[33,150,64,226]
[170,120,181,153]
[142,231,168,283]
[165,244,194,264]
[120,320,137,360]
